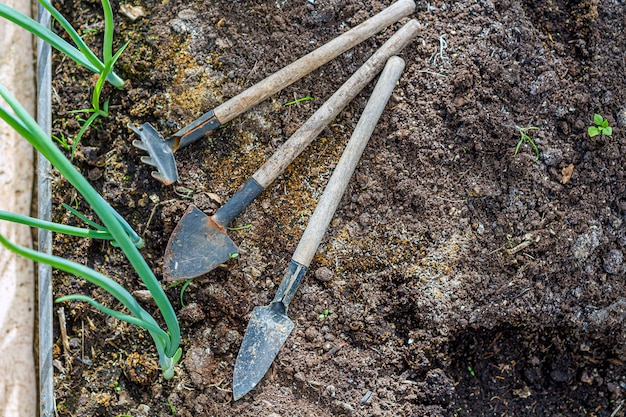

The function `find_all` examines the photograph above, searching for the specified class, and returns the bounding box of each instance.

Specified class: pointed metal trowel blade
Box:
[232,303,295,401]
[163,205,239,281]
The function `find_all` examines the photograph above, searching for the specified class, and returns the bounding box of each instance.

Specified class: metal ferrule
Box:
[272,260,309,308]
[173,109,221,149]
[212,178,265,228]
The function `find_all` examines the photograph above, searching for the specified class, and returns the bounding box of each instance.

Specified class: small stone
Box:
[169,18,189,34]
[513,386,532,398]
[554,107,568,118]
[120,4,146,21]
[88,167,102,180]
[179,302,206,323]
[178,9,197,20]
[530,71,557,95]
[68,337,81,349]
[314,267,334,282]
[360,390,373,404]
[304,327,318,341]
[572,226,602,260]
[132,289,154,303]
[550,369,573,382]
[541,148,563,167]
[184,347,215,389]
[574,119,586,131]
[334,400,354,413]
[116,390,131,405]
[616,107,626,127]
[603,249,623,274]
[358,213,371,226]
[134,404,151,417]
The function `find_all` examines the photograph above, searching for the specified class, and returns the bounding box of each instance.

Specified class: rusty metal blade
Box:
[232,303,294,401]
[163,205,238,281]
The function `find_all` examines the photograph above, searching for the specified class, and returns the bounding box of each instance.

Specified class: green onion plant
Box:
[0,0,124,88]
[1,0,128,156]
[0,84,181,379]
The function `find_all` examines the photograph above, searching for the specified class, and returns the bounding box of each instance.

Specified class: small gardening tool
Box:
[232,56,406,401]
[163,21,419,282]
[130,0,416,185]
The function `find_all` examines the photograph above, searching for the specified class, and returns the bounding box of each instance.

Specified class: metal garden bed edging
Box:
[37,4,54,416]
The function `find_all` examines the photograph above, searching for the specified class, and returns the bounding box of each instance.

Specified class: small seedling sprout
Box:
[174,187,195,199]
[588,113,612,138]
[284,94,314,106]
[514,126,540,161]
[227,224,252,231]
[161,401,176,415]
[180,279,193,307]
[52,132,71,151]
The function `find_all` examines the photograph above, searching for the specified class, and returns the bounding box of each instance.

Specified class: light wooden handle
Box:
[213,0,415,124]
[252,19,419,188]
[292,56,406,267]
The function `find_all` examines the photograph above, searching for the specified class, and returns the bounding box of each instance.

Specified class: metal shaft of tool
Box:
[272,56,406,308]
[212,20,419,229]
[173,0,416,145]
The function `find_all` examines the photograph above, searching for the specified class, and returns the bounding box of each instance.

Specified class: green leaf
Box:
[55,294,170,345]
[62,203,108,231]
[0,3,99,73]
[179,279,193,307]
[0,209,113,240]
[603,126,612,136]
[593,113,604,126]
[588,126,600,137]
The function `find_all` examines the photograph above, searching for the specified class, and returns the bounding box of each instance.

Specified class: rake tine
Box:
[151,171,168,183]
[132,140,148,151]
[140,156,157,167]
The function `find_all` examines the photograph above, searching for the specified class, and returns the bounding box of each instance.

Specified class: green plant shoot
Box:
[0,0,124,88]
[514,126,540,161]
[1,0,129,156]
[0,83,181,380]
[284,94,314,106]
[588,113,612,138]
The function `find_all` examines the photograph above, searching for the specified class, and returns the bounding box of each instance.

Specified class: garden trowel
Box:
[130,0,416,185]
[232,56,406,401]
[163,21,419,282]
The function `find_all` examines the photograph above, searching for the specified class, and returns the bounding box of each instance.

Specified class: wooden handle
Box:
[212,0,415,124]
[292,56,405,267]
[252,20,419,188]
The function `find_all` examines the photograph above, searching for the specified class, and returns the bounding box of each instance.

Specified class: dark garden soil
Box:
[48,0,626,416]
